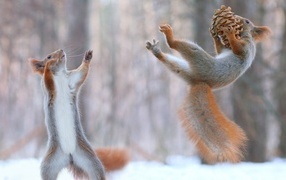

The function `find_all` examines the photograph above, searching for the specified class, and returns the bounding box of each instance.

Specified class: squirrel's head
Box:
[29,49,66,75]
[235,15,271,43]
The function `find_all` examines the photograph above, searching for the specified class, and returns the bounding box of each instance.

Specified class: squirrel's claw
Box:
[159,24,172,33]
[146,42,152,50]
[146,39,159,50]
[222,26,235,35]
[84,50,93,62]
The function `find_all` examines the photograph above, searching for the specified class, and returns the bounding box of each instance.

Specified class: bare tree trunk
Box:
[276,5,286,157]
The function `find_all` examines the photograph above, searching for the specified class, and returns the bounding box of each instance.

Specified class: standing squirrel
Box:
[30,49,129,179]
[146,16,271,163]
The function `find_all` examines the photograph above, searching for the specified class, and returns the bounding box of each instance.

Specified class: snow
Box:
[1,156,286,180]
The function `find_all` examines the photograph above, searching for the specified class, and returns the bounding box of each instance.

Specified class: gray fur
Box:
[146,30,256,89]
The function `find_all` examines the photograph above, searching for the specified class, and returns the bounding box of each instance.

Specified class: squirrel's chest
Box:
[53,75,77,154]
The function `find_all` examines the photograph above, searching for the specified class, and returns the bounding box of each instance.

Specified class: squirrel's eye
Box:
[245,20,250,24]
[47,55,52,59]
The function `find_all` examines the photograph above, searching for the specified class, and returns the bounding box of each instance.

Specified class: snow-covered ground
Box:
[1,156,286,180]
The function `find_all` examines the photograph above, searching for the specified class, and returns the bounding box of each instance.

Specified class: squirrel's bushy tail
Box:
[178,82,247,163]
[69,148,129,178]
[96,148,130,171]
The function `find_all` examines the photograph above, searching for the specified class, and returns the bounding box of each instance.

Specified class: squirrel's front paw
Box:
[209,27,219,39]
[159,24,173,35]
[84,50,93,62]
[222,27,236,36]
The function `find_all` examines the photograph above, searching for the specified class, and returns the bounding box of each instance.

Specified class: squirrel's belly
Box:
[207,76,239,89]
[54,78,77,154]
[205,67,243,89]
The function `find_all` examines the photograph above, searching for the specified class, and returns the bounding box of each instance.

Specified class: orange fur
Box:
[95,148,129,172]
[222,27,247,58]
[43,60,56,104]
[178,83,247,163]
[29,58,46,75]
[251,26,272,42]
[223,25,271,58]
[212,17,271,57]
[159,24,176,49]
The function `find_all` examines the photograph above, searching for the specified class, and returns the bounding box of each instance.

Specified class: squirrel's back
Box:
[179,82,247,163]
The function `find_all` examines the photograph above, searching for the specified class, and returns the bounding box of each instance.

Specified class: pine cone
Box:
[210,5,243,48]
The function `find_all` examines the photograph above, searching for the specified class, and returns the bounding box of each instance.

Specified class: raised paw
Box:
[146,39,159,50]
[222,26,236,35]
[159,24,173,35]
[209,27,219,39]
[84,50,93,62]
[146,39,162,59]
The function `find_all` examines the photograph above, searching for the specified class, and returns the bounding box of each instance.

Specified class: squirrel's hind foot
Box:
[146,39,159,49]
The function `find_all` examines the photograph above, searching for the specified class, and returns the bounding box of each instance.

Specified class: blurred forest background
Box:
[0,0,285,163]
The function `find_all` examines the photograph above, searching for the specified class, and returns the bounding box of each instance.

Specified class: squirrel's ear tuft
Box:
[29,58,45,75]
[252,26,271,42]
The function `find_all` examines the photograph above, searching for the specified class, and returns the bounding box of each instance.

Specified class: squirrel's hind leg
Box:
[41,147,69,180]
[146,39,193,82]
[72,147,106,180]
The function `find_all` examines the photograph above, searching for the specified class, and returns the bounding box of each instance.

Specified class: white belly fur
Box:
[54,74,76,154]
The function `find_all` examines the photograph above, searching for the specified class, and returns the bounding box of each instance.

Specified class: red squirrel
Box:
[30,49,129,179]
[146,16,271,163]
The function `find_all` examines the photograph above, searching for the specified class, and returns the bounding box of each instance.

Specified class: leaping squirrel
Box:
[30,49,129,179]
[146,16,271,163]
